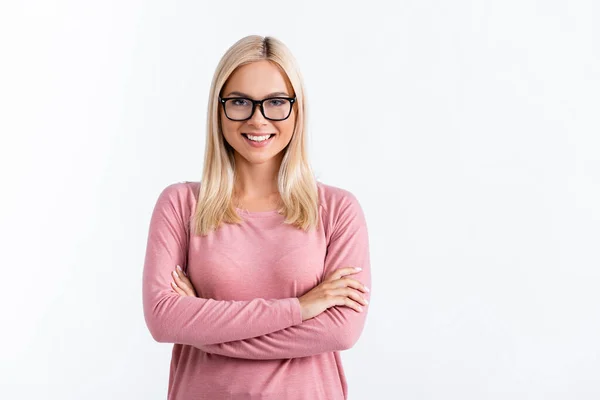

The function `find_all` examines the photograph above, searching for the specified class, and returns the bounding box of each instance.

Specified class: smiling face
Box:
[219,60,296,166]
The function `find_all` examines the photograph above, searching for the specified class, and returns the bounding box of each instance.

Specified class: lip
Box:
[242,133,275,148]
[242,133,275,135]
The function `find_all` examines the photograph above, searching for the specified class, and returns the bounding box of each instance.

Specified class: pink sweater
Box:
[142,180,371,400]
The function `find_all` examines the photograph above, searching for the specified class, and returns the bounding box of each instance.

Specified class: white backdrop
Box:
[1,1,598,399]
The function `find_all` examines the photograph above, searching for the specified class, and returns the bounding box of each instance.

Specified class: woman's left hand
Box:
[171,265,197,297]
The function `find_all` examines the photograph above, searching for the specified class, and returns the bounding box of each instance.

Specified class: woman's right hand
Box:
[297,266,369,321]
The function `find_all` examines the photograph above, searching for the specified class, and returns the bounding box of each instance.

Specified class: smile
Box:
[242,133,275,147]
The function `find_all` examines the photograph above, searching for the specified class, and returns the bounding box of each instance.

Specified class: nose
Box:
[248,103,267,124]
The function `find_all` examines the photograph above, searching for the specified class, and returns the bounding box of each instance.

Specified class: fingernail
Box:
[177,265,182,271]
[364,298,369,304]
[364,286,370,292]
[355,267,362,271]
[172,271,178,278]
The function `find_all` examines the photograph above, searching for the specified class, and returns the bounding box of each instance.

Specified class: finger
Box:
[171,280,184,295]
[176,276,196,297]
[343,297,364,313]
[325,266,362,282]
[172,269,183,283]
[176,272,196,296]
[172,270,193,296]
[173,279,194,297]
[327,287,368,307]
[174,267,187,281]
[344,287,369,306]
[174,268,191,285]
[328,277,369,293]
[173,268,190,283]
[331,295,363,313]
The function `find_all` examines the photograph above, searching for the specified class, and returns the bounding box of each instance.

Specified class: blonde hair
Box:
[191,35,319,236]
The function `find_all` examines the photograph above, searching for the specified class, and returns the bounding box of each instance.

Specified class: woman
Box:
[142,35,371,400]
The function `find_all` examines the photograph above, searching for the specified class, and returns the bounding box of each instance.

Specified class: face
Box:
[219,60,296,166]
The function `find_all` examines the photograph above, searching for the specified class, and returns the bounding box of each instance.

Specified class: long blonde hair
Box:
[191,35,319,236]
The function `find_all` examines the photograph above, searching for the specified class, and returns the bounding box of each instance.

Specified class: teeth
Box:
[246,134,272,142]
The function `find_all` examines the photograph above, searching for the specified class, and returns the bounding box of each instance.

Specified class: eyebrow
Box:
[224,91,290,98]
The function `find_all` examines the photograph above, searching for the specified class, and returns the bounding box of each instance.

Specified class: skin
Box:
[221,59,296,210]
[170,60,369,319]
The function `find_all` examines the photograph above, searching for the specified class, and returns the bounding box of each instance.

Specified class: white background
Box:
[1,1,599,399]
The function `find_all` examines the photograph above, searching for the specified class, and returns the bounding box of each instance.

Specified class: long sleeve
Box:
[194,191,371,359]
[142,183,303,347]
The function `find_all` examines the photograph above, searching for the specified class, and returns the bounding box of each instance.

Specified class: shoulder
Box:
[317,180,362,213]
[156,181,200,202]
[316,180,366,231]
[152,181,200,222]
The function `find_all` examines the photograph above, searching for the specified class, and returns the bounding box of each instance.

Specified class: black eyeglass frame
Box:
[218,96,297,121]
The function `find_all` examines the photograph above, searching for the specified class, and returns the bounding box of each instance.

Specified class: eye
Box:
[267,99,284,107]
[231,98,249,106]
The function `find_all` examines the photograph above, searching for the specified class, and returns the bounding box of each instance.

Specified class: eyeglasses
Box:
[219,96,296,121]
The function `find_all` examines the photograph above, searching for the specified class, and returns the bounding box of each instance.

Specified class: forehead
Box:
[222,60,293,97]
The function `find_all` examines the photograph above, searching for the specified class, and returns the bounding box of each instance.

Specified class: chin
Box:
[244,153,279,164]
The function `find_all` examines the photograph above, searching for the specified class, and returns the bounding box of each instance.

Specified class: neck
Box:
[233,153,282,198]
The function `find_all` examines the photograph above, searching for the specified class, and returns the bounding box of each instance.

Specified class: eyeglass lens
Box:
[224,98,291,120]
